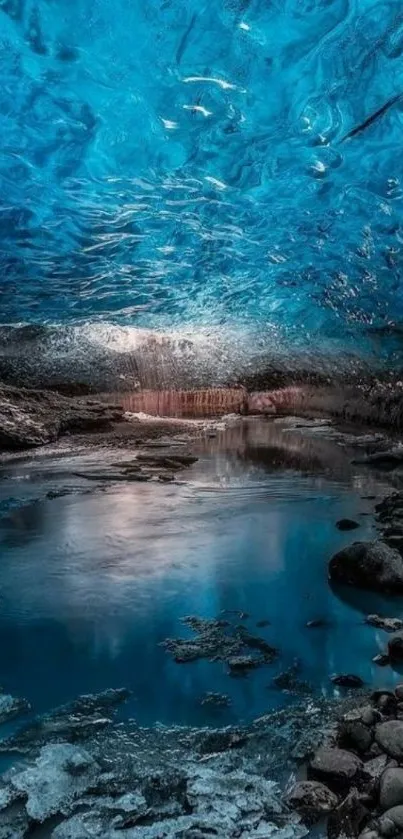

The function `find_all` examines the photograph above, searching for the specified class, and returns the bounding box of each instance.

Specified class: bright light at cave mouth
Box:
[1,0,403,382]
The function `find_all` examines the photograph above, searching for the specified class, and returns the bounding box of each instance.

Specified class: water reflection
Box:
[0,419,400,725]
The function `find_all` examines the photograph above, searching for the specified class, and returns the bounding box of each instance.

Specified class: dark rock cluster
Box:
[162,616,277,672]
[289,686,403,837]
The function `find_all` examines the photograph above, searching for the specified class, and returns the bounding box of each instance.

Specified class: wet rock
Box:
[380,768,403,811]
[287,780,339,821]
[361,707,383,727]
[328,788,370,839]
[336,518,360,531]
[228,655,262,674]
[272,662,312,694]
[376,721,403,759]
[331,673,364,688]
[308,747,363,790]
[395,685,403,701]
[200,692,231,708]
[11,743,98,821]
[367,615,403,633]
[378,804,403,835]
[329,541,403,593]
[337,720,373,754]
[372,691,398,716]
[373,654,391,667]
[197,729,247,755]
[355,450,403,469]
[0,692,30,724]
[0,688,130,754]
[389,633,403,662]
[0,384,124,449]
[162,616,277,671]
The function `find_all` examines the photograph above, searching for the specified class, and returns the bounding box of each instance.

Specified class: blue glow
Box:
[1,0,403,365]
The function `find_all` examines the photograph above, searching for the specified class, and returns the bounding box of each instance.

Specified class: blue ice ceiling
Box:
[1,0,403,366]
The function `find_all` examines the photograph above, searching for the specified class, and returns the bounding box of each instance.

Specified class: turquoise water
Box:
[0,423,400,726]
[0,1,403,369]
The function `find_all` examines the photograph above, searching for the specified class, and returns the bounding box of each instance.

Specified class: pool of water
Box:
[0,419,401,727]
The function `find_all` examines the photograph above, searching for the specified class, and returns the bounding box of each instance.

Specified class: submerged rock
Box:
[200,692,231,708]
[162,616,277,672]
[0,384,123,449]
[366,615,403,633]
[336,518,360,531]
[11,743,98,822]
[331,674,364,688]
[0,691,30,724]
[329,541,403,592]
[0,688,130,754]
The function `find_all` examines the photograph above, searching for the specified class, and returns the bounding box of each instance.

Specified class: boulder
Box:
[287,780,338,821]
[380,768,403,811]
[378,804,403,836]
[308,747,362,790]
[337,720,373,755]
[389,633,403,662]
[329,541,403,593]
[376,721,403,760]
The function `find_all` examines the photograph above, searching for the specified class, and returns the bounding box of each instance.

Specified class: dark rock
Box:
[331,673,364,688]
[336,518,360,531]
[361,707,382,727]
[0,688,130,754]
[395,685,403,701]
[256,619,271,628]
[0,692,30,724]
[367,615,403,633]
[0,384,124,449]
[355,450,403,469]
[272,663,311,694]
[378,804,403,835]
[198,729,247,755]
[389,633,403,662]
[308,747,363,790]
[287,780,339,822]
[162,617,277,670]
[373,654,391,667]
[376,721,403,759]
[200,692,231,708]
[337,720,373,755]
[380,768,403,811]
[306,618,328,628]
[228,655,262,674]
[327,789,370,839]
[372,691,398,716]
[329,541,403,593]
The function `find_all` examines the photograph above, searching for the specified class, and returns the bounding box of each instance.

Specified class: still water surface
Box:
[0,420,400,726]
